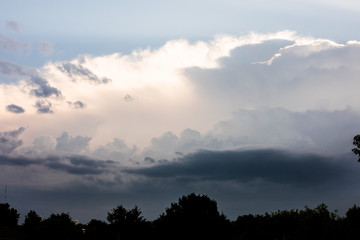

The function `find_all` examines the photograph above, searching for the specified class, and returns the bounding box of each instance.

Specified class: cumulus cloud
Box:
[33,136,56,151]
[185,39,360,112]
[57,62,111,84]
[93,138,137,162]
[0,60,61,98]
[6,104,25,114]
[56,132,92,153]
[35,99,53,114]
[67,100,86,109]
[1,32,360,161]
[0,127,25,154]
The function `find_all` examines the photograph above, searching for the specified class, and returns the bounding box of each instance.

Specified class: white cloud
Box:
[0,32,359,160]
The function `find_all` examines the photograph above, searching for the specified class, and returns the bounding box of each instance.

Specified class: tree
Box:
[85,219,110,240]
[40,212,82,240]
[24,210,42,227]
[352,135,360,161]
[107,205,144,225]
[155,193,232,240]
[0,203,19,227]
[107,205,147,240]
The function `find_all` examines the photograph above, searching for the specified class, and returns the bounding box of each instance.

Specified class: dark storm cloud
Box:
[58,63,111,84]
[6,104,25,114]
[67,100,86,109]
[0,154,38,166]
[35,100,53,114]
[0,153,117,175]
[0,127,25,154]
[125,149,352,187]
[45,154,118,175]
[0,60,61,98]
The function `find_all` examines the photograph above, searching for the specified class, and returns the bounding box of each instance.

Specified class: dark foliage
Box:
[154,193,233,240]
[106,205,152,240]
[0,203,19,227]
[3,193,360,239]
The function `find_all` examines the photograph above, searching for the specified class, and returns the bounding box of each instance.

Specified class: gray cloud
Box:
[67,100,86,109]
[5,21,20,32]
[30,76,61,98]
[0,127,25,154]
[38,40,54,56]
[0,60,33,77]
[58,63,111,84]
[125,149,353,188]
[124,94,134,102]
[0,154,38,166]
[185,40,360,113]
[93,138,137,161]
[56,132,92,153]
[35,99,53,114]
[6,104,25,114]
[33,136,55,151]
[0,60,61,98]
[0,34,30,53]
[45,155,116,175]
[0,153,117,176]
[140,108,360,161]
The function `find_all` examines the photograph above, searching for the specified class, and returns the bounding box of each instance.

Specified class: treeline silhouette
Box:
[1,193,360,240]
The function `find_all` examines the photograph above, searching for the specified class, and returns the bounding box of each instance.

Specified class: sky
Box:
[1,0,360,223]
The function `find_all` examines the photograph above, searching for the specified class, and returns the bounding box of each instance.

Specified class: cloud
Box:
[33,136,56,151]
[30,75,62,98]
[124,94,134,102]
[35,99,53,114]
[45,155,116,175]
[57,62,111,84]
[0,127,25,154]
[0,60,61,98]
[6,104,25,114]
[0,34,30,53]
[0,153,117,176]
[93,138,137,162]
[38,40,54,56]
[5,21,20,32]
[125,149,352,188]
[185,39,360,112]
[0,154,38,166]
[56,132,92,153]
[67,100,86,109]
